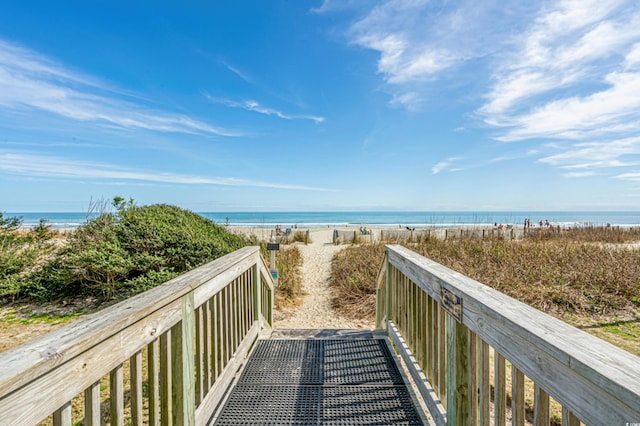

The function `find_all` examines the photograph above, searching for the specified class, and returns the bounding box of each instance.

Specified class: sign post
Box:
[267,237,279,286]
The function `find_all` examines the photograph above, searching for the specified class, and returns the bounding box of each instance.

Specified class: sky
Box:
[2,0,640,212]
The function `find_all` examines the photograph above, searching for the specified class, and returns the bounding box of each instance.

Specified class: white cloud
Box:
[563,171,596,178]
[431,157,464,174]
[346,1,520,108]
[480,1,640,143]
[538,137,640,170]
[615,172,640,181]
[0,39,239,137]
[495,71,640,142]
[221,60,252,83]
[207,95,325,123]
[0,152,334,191]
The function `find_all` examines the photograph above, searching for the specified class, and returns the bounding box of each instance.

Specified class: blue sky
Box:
[2,0,640,212]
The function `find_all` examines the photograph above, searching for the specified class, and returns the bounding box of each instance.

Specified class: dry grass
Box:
[330,228,640,354]
[262,245,303,308]
[329,244,384,319]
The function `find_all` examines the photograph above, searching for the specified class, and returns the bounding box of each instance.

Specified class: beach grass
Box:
[330,228,640,355]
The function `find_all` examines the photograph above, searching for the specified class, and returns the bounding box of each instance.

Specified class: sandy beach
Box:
[230,227,375,329]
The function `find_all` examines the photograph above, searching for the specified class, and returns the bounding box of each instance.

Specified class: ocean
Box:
[6,211,640,229]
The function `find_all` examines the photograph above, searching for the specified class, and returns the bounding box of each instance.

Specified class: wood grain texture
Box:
[388,321,446,426]
[0,247,260,399]
[385,244,640,424]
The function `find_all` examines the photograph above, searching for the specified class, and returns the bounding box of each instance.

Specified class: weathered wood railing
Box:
[0,246,274,426]
[376,244,640,425]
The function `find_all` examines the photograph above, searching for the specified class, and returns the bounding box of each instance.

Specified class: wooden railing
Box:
[376,244,640,426]
[0,246,274,426]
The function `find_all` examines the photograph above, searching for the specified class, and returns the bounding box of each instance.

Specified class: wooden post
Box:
[446,315,469,425]
[385,254,391,331]
[171,292,195,426]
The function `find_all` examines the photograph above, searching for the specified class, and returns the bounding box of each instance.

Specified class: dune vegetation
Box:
[0,199,248,303]
[330,227,640,355]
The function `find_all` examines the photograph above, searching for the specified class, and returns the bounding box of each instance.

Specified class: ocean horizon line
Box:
[6,210,640,229]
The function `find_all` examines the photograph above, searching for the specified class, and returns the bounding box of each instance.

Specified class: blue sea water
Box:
[6,211,640,229]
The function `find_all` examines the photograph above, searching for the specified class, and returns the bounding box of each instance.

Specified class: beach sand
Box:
[230,227,374,329]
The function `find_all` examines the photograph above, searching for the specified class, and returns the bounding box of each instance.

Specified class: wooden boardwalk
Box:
[209,330,427,425]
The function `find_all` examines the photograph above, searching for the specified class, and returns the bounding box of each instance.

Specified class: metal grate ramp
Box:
[211,337,425,425]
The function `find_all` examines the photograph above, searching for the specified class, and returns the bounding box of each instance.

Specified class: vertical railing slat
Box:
[479,341,491,426]
[84,381,101,426]
[438,304,447,407]
[469,330,478,426]
[429,295,437,393]
[131,350,143,426]
[562,407,580,426]
[446,314,469,425]
[110,363,124,426]
[203,299,212,392]
[171,292,195,426]
[53,401,72,426]
[253,263,262,330]
[512,366,525,426]
[534,384,550,426]
[160,329,172,426]
[148,338,160,426]
[195,306,204,405]
[495,352,506,426]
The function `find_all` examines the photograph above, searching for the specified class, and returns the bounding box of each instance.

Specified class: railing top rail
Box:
[385,244,640,419]
[0,245,260,399]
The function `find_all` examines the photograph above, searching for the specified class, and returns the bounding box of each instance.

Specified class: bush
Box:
[5,202,248,301]
[0,214,59,301]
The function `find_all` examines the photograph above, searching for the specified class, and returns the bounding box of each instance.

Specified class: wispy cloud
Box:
[206,95,325,123]
[221,60,252,83]
[431,157,465,174]
[538,137,640,170]
[344,1,531,108]
[0,39,240,137]
[479,1,640,144]
[0,152,334,191]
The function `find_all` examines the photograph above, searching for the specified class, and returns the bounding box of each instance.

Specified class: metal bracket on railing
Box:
[440,287,462,322]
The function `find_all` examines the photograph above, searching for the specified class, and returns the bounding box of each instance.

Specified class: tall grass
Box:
[260,244,303,308]
[330,227,640,322]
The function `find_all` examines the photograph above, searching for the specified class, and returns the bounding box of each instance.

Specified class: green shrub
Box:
[0,214,59,301]
[5,202,248,302]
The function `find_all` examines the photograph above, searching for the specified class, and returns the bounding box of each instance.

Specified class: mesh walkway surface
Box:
[211,335,426,425]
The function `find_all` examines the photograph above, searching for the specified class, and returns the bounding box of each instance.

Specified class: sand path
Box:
[274,228,373,329]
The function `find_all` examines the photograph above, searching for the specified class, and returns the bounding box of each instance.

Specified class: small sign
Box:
[267,243,280,251]
[271,270,278,280]
[441,287,462,322]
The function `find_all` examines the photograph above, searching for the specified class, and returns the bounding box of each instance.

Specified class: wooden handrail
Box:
[379,244,640,426]
[0,246,274,426]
